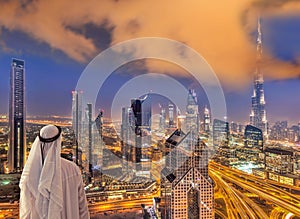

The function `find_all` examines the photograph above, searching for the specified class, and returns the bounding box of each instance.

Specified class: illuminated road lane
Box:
[210,170,257,218]
[210,163,300,216]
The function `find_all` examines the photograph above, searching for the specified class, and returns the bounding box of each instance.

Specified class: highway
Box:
[210,161,300,217]
[210,170,268,219]
[89,198,153,213]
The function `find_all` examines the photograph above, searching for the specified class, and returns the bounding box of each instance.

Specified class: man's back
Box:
[60,158,90,219]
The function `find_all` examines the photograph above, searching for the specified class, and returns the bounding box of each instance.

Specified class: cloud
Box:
[0,0,299,89]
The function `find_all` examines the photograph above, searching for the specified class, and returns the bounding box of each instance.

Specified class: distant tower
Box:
[121,106,135,174]
[186,89,200,138]
[159,107,166,131]
[212,119,229,147]
[168,103,174,128]
[87,103,93,166]
[72,90,83,146]
[131,95,152,178]
[250,17,268,136]
[8,59,26,172]
[204,106,211,133]
[94,109,104,167]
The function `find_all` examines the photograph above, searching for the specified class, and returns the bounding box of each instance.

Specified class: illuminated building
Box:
[212,119,229,147]
[186,89,199,139]
[168,103,175,128]
[264,147,300,186]
[131,95,152,178]
[269,121,288,141]
[177,115,186,131]
[249,18,268,136]
[161,129,214,219]
[93,110,104,167]
[244,125,263,150]
[243,125,264,166]
[121,106,135,174]
[72,90,83,163]
[159,107,166,131]
[204,106,211,134]
[87,103,93,166]
[230,121,238,134]
[8,59,26,172]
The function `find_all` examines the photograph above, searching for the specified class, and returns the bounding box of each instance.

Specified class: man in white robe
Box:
[19,124,90,219]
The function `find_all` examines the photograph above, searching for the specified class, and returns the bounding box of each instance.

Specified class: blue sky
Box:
[0,0,299,125]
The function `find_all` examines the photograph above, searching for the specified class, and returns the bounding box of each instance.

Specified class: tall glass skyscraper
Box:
[72,90,83,144]
[131,94,152,178]
[8,59,26,172]
[186,89,199,136]
[250,18,268,136]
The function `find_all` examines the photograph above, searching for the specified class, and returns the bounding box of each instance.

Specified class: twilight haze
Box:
[0,0,299,124]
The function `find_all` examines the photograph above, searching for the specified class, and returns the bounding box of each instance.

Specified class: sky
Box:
[0,0,300,125]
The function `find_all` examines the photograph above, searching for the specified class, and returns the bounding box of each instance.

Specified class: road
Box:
[210,161,300,217]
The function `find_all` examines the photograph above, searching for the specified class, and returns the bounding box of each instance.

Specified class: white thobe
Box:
[22,158,90,219]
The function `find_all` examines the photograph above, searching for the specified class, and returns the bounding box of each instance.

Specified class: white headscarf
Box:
[20,125,63,219]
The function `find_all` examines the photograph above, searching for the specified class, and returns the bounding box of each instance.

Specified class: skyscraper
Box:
[131,95,152,178]
[94,110,104,167]
[250,18,268,136]
[87,103,93,166]
[8,59,26,172]
[168,103,175,128]
[72,90,83,162]
[204,106,211,134]
[212,119,229,147]
[121,106,135,174]
[159,107,166,132]
[161,129,214,219]
[186,89,200,144]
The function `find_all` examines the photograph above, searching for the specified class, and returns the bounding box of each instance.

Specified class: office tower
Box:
[8,59,26,172]
[168,103,174,128]
[204,106,211,133]
[72,90,83,164]
[87,103,93,166]
[161,129,214,219]
[250,18,268,136]
[94,110,104,166]
[186,90,200,138]
[244,125,263,151]
[159,107,166,132]
[242,125,265,168]
[212,119,229,146]
[131,95,152,178]
[121,106,135,174]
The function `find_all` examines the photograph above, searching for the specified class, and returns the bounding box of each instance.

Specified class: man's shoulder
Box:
[61,158,81,176]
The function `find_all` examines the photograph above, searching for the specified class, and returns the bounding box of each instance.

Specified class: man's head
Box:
[38,125,62,165]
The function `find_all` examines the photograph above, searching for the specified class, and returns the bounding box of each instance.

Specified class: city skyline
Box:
[0,1,299,125]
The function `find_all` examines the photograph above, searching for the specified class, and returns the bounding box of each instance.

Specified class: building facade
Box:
[131,95,152,178]
[161,129,214,219]
[8,59,26,172]
[72,90,83,149]
[212,119,229,147]
[121,106,135,174]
